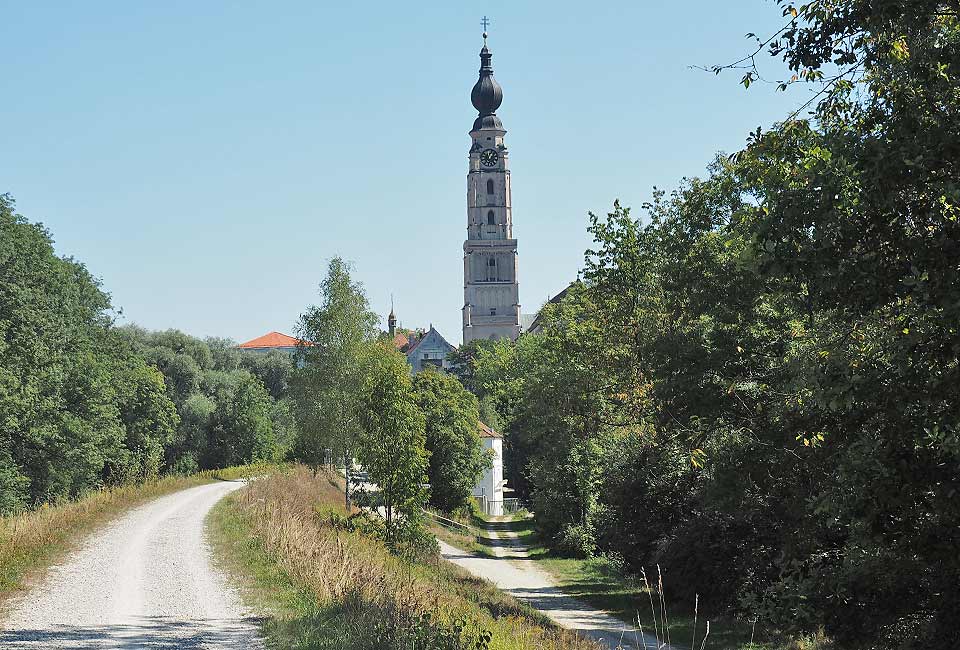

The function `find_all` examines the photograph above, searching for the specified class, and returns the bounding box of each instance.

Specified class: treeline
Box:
[0,194,486,536]
[456,3,959,649]
[0,194,291,515]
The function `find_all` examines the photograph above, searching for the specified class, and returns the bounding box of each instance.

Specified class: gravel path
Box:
[0,480,264,649]
[439,526,667,650]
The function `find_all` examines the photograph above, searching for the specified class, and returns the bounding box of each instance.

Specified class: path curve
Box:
[439,526,667,650]
[0,480,263,649]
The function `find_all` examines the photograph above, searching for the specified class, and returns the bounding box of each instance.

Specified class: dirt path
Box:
[438,520,667,650]
[0,480,264,649]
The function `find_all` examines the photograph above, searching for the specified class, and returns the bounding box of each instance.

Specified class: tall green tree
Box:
[240,349,293,400]
[357,344,429,534]
[411,367,489,513]
[290,258,379,507]
[204,370,278,467]
[114,357,180,481]
[121,326,290,472]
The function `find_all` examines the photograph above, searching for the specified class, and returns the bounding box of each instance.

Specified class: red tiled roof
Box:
[478,422,502,439]
[392,332,409,350]
[237,331,304,349]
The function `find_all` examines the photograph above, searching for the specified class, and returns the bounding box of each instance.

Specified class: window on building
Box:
[486,179,494,194]
[486,256,497,281]
[487,210,495,225]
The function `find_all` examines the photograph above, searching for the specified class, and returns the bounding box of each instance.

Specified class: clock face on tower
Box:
[480,148,499,167]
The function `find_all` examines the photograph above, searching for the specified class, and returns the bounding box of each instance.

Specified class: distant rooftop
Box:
[391,332,410,350]
[478,421,502,439]
[237,331,304,350]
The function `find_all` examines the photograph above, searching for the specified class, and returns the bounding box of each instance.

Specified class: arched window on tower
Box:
[486,179,494,194]
[487,256,497,281]
[487,210,495,225]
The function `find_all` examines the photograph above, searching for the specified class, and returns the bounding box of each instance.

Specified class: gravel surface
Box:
[0,480,264,649]
[439,530,667,650]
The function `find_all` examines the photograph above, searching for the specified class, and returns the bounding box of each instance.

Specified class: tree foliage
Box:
[357,344,429,533]
[469,3,960,647]
[412,367,489,513]
[122,327,291,472]
[0,195,293,515]
[0,195,181,512]
[290,257,379,478]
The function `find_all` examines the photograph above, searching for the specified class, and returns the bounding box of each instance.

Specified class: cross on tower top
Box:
[481,16,490,31]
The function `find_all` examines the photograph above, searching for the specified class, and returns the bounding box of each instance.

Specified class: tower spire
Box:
[388,294,397,338]
[470,18,503,132]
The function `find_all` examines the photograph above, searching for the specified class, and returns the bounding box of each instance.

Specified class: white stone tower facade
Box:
[462,35,521,344]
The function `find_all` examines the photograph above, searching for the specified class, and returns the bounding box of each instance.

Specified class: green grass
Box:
[484,518,783,650]
[423,508,510,558]
[427,519,500,558]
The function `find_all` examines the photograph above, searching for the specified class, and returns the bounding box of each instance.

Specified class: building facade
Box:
[472,422,506,516]
[387,307,457,374]
[403,326,457,373]
[462,35,521,344]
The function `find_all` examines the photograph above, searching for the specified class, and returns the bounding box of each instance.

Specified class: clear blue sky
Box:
[2,1,805,344]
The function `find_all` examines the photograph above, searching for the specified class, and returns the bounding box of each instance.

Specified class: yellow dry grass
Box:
[228,466,601,650]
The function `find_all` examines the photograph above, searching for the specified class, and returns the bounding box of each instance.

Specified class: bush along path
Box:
[437,517,669,650]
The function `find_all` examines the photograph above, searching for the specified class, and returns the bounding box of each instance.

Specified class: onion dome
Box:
[470,35,503,131]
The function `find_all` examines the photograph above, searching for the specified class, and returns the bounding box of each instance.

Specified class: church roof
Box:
[526,282,581,334]
[471,40,504,131]
[520,313,538,332]
[405,325,456,356]
[478,421,502,439]
[237,331,304,349]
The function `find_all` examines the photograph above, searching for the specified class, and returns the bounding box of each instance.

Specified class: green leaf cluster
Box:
[412,367,490,513]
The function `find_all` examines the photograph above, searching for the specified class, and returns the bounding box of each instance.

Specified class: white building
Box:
[472,422,506,515]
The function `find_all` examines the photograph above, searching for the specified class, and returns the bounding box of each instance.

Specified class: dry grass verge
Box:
[213,466,601,650]
[0,462,280,608]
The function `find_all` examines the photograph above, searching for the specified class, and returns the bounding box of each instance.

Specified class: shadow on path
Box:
[442,516,669,650]
[0,615,264,649]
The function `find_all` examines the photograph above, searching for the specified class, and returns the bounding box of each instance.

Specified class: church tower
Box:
[462,30,521,344]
